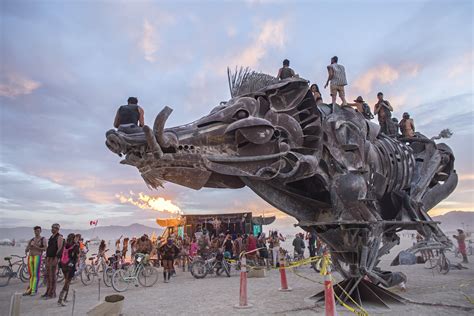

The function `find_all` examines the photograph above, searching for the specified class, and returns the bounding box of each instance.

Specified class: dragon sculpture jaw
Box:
[106,69,457,306]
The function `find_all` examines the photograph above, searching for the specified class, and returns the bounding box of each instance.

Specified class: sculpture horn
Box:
[153,106,178,148]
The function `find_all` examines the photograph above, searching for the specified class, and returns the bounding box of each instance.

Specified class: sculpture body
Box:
[106,70,457,305]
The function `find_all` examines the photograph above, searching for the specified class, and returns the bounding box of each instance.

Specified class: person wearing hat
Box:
[399,112,415,137]
[346,96,374,120]
[453,229,468,263]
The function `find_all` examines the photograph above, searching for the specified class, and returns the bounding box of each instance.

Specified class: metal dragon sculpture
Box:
[106,68,457,307]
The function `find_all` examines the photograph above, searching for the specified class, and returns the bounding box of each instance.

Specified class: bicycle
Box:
[80,252,108,286]
[103,252,130,287]
[111,253,158,292]
[190,252,231,279]
[424,249,450,274]
[0,255,29,287]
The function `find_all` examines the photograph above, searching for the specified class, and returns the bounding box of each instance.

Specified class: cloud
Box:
[352,63,421,95]
[448,50,473,79]
[0,73,41,98]
[228,19,286,69]
[141,19,159,63]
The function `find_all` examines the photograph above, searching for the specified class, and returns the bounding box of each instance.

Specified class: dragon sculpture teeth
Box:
[106,67,457,306]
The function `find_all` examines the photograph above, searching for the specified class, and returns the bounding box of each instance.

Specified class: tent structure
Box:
[156,212,276,238]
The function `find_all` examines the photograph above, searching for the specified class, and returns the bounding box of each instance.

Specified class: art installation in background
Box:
[106,67,458,307]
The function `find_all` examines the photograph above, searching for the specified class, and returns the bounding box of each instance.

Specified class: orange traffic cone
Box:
[323,254,336,316]
[234,254,252,309]
[278,253,292,292]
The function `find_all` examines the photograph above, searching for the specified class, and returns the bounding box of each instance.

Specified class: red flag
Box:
[89,220,98,226]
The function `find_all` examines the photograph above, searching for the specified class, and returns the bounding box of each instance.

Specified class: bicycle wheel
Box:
[81,264,95,286]
[103,267,114,287]
[19,264,29,282]
[223,261,231,277]
[112,269,130,292]
[190,260,208,279]
[0,266,12,287]
[437,254,450,275]
[138,266,158,287]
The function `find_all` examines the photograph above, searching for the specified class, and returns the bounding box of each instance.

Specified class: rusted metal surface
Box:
[106,69,457,301]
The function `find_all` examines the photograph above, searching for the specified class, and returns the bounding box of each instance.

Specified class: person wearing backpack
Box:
[23,226,47,296]
[57,233,79,307]
[347,96,374,120]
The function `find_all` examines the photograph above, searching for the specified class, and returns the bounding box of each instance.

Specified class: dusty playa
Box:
[0,238,472,316]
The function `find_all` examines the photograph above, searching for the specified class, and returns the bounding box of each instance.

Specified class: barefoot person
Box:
[324,56,348,105]
[23,226,47,296]
[42,223,63,299]
[57,233,79,306]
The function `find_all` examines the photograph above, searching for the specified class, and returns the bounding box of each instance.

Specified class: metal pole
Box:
[98,277,101,301]
[71,289,76,316]
[9,293,21,316]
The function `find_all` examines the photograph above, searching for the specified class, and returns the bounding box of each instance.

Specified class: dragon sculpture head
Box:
[106,68,458,298]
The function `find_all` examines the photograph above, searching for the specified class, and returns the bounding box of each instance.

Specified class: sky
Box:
[0,0,473,231]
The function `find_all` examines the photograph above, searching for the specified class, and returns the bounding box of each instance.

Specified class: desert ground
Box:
[0,234,472,316]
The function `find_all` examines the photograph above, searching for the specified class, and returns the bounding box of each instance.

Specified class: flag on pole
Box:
[89,219,98,226]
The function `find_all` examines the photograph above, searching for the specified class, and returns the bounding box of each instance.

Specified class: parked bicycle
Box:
[0,255,29,287]
[190,252,231,279]
[80,252,108,286]
[111,253,158,292]
[103,251,130,287]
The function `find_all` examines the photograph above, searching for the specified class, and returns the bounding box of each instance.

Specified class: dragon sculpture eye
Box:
[234,109,249,120]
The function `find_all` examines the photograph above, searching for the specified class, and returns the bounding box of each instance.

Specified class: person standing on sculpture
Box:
[374,92,394,134]
[24,226,47,296]
[113,97,145,129]
[399,112,415,137]
[324,56,348,105]
[42,223,63,299]
[277,59,296,80]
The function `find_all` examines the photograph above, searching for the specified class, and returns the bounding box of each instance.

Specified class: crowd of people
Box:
[19,220,469,308]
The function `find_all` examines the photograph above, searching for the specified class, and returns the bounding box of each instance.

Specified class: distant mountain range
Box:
[0,223,163,242]
[432,211,474,233]
[0,211,471,242]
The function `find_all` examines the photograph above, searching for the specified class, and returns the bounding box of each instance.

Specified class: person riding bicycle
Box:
[96,240,108,265]
[158,238,180,283]
[197,232,210,259]
[223,234,233,259]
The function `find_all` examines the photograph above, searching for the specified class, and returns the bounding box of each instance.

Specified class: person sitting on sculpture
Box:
[374,92,397,135]
[277,59,296,80]
[310,84,324,106]
[399,112,415,138]
[346,96,374,120]
[113,97,145,133]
